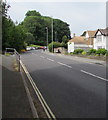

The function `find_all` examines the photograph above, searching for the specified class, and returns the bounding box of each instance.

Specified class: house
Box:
[68,30,97,53]
[82,30,97,48]
[68,36,91,53]
[94,27,108,50]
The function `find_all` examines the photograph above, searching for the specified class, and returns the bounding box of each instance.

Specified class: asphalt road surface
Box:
[21,50,107,118]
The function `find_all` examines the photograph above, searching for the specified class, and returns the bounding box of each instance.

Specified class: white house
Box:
[94,27,108,50]
[68,30,96,53]
[84,30,97,48]
[68,36,91,53]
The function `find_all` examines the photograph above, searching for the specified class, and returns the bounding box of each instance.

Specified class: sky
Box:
[7,1,106,36]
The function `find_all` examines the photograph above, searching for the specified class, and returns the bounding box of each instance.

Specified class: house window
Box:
[97,35,101,42]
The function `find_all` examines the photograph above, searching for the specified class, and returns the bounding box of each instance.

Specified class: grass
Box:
[5,53,11,56]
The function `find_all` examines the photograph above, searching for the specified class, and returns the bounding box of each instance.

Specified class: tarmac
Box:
[2,55,33,118]
[1,51,107,119]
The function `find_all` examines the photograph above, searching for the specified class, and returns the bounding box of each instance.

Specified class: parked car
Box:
[31,47,35,50]
[26,47,31,51]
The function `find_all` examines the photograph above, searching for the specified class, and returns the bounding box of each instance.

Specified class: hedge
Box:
[73,49,84,54]
[72,48,108,56]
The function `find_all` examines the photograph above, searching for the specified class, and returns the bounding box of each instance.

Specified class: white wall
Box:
[94,31,108,50]
[85,31,89,39]
[106,36,108,50]
[68,42,74,53]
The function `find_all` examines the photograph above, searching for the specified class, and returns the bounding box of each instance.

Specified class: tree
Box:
[21,10,71,46]
[2,17,26,52]
[25,32,35,45]
[25,10,41,17]
[62,35,68,43]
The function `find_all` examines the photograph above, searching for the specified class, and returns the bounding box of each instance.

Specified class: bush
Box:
[48,42,61,52]
[82,51,87,55]
[73,49,84,54]
[106,50,108,56]
[96,48,107,55]
[61,42,67,49]
[88,49,96,55]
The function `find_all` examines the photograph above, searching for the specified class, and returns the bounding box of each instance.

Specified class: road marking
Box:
[40,56,45,58]
[20,61,56,119]
[57,62,72,68]
[32,53,38,56]
[81,70,108,81]
[47,58,54,62]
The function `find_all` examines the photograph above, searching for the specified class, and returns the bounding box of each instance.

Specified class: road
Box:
[21,50,107,118]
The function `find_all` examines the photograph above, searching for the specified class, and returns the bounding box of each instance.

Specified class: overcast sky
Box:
[8,1,106,36]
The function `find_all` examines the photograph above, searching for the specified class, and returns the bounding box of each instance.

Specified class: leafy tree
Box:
[2,17,26,52]
[25,32,35,45]
[62,35,68,43]
[26,10,41,17]
[21,10,71,46]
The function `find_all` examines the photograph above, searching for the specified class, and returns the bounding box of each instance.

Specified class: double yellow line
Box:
[20,60,56,119]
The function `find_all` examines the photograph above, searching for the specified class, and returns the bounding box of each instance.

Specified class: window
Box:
[97,35,101,42]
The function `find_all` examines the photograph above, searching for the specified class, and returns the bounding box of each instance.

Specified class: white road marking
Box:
[57,62,72,68]
[20,60,56,119]
[47,58,54,62]
[81,70,108,81]
[40,56,45,58]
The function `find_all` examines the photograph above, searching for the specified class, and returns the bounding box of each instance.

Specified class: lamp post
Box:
[46,27,48,50]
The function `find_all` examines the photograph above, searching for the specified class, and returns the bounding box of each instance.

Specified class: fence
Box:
[5,48,21,72]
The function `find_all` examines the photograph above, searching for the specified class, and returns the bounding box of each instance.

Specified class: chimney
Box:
[73,33,76,38]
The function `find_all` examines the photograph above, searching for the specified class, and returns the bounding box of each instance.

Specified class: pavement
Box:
[44,51,106,66]
[2,55,33,118]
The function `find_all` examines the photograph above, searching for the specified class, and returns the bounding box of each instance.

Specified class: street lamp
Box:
[46,27,48,50]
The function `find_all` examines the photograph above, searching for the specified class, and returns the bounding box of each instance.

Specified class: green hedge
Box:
[48,42,61,52]
[73,49,84,54]
[96,48,107,55]
[72,48,108,56]
[87,49,96,55]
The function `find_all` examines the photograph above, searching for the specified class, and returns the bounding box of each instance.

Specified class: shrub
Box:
[82,51,87,55]
[88,49,96,55]
[73,49,84,54]
[96,48,107,55]
[61,42,67,49]
[106,50,108,56]
[48,42,61,52]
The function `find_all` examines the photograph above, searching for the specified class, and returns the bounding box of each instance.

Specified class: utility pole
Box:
[46,27,48,50]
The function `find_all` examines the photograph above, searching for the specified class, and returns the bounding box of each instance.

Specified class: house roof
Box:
[98,27,108,36]
[94,27,108,36]
[69,36,86,44]
[87,30,97,37]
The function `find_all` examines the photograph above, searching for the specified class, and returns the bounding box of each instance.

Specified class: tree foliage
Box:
[21,10,71,46]
[26,10,41,17]
[2,17,26,52]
